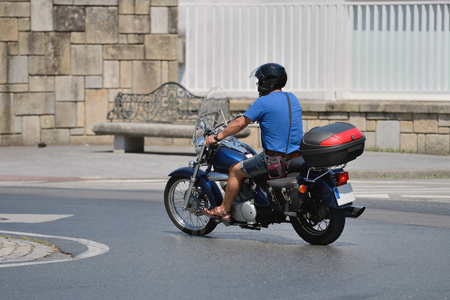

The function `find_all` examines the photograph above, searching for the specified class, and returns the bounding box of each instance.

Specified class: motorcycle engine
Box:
[231,200,257,223]
[220,179,257,222]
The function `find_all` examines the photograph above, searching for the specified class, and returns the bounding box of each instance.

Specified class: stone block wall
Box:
[231,99,450,156]
[0,0,178,146]
[1,0,448,157]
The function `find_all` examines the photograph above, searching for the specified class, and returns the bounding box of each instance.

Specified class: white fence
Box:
[178,1,450,100]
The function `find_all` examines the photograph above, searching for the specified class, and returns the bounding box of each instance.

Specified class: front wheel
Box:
[290,199,345,245]
[164,176,217,236]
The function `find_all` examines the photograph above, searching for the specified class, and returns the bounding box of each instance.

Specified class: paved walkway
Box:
[1,144,450,265]
[0,235,55,265]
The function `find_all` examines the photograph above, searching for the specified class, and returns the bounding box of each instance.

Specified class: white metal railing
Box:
[179,1,450,100]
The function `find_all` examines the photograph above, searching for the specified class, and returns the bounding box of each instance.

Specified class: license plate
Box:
[334,183,355,206]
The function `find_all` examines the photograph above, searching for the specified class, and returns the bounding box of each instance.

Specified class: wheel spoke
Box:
[300,203,331,234]
[168,178,211,231]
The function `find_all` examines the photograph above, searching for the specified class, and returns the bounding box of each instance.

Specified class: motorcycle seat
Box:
[287,156,308,173]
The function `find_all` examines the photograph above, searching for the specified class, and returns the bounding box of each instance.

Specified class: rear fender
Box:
[168,167,223,207]
[309,176,339,209]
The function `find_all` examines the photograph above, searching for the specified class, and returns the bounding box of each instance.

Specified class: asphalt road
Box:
[0,180,449,299]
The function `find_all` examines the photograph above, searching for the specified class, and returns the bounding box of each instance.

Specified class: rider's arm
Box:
[206,116,252,146]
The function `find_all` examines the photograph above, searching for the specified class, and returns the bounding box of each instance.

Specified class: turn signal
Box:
[299,184,307,194]
[336,172,349,186]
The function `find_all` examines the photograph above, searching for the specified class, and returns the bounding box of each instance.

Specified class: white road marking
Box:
[350,180,450,185]
[402,195,450,199]
[355,194,390,199]
[0,214,73,223]
[0,230,110,268]
[351,179,450,202]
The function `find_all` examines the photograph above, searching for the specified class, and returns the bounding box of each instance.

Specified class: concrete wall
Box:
[0,0,178,146]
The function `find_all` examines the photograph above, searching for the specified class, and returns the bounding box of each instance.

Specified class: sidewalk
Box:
[0,145,450,180]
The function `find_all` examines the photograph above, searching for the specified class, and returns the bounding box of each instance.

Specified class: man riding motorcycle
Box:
[203,63,303,221]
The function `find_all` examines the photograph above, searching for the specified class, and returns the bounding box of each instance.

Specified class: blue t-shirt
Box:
[244,91,303,153]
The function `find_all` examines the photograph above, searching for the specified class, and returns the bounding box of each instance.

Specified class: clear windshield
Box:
[193,87,230,143]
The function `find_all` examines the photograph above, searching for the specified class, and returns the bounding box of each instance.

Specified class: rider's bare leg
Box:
[221,163,247,212]
[204,163,247,217]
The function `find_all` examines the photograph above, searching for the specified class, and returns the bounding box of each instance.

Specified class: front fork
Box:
[182,141,207,211]
[182,163,201,211]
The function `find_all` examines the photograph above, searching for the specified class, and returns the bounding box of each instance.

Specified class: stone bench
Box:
[92,82,249,153]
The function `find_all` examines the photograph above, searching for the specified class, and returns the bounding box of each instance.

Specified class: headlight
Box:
[195,137,205,154]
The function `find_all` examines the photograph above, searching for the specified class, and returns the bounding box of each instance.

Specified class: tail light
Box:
[336,172,349,186]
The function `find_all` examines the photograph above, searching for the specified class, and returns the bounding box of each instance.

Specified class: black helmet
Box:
[249,63,288,96]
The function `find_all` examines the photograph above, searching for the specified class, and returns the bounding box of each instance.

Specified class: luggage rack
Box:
[305,164,346,183]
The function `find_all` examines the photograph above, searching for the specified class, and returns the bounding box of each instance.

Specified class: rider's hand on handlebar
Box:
[205,135,217,147]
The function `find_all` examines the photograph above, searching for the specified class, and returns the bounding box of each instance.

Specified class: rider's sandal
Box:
[203,207,231,221]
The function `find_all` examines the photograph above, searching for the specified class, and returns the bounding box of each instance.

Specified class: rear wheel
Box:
[164,176,217,236]
[290,196,345,245]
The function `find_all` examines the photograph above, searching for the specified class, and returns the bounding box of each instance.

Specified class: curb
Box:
[349,169,450,179]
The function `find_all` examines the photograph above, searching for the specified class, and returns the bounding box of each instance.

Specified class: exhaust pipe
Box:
[345,205,365,218]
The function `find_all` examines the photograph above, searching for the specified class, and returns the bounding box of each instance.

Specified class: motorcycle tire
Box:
[164,176,217,236]
[290,201,345,245]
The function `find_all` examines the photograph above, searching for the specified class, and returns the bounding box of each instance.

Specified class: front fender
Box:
[168,167,223,207]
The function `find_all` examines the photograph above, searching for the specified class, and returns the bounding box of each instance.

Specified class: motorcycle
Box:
[164,87,366,245]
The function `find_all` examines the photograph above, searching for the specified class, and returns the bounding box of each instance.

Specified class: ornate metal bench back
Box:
[107,82,202,124]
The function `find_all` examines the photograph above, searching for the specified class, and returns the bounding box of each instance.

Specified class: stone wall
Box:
[231,99,450,156]
[1,0,448,156]
[0,0,178,146]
